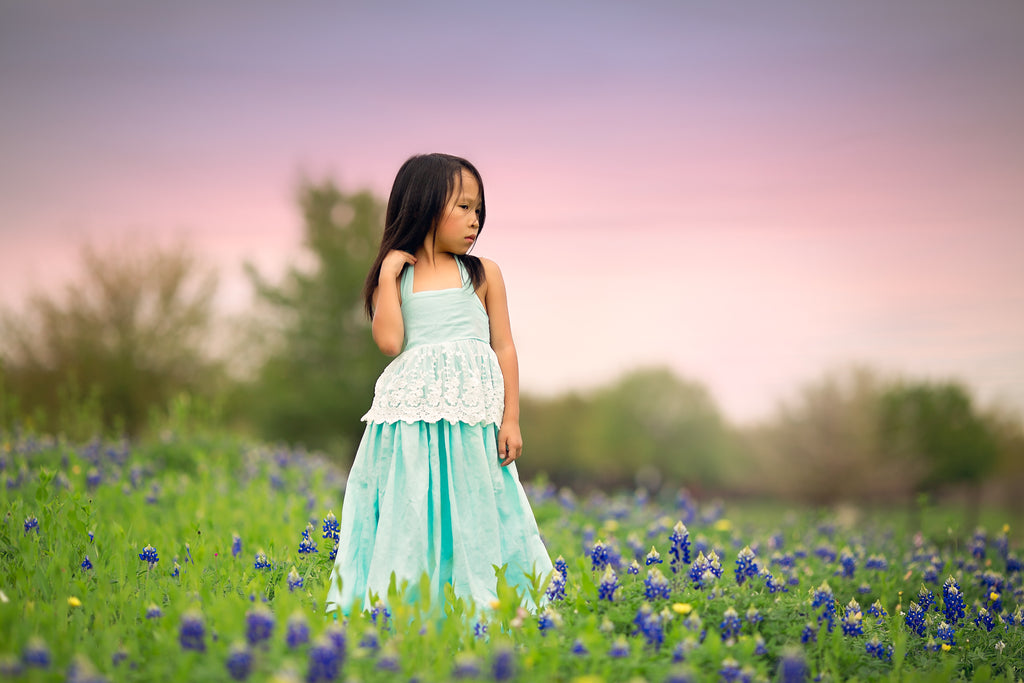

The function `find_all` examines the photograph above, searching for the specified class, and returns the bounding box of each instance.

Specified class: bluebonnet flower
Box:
[545,568,566,601]
[633,604,666,649]
[942,577,966,624]
[645,567,671,601]
[974,607,995,632]
[609,636,630,658]
[146,604,163,619]
[917,586,936,612]
[762,568,788,593]
[936,621,956,647]
[905,602,927,637]
[865,554,888,571]
[473,621,487,638]
[814,543,837,562]
[735,546,759,586]
[369,599,391,628]
[306,636,340,682]
[842,599,864,636]
[570,639,589,656]
[226,642,252,681]
[245,606,274,646]
[672,638,696,662]
[492,645,515,681]
[232,534,242,558]
[719,607,742,642]
[22,637,50,668]
[689,552,717,589]
[777,647,809,683]
[254,550,271,571]
[23,516,39,534]
[838,547,856,578]
[627,559,641,575]
[287,612,310,648]
[139,544,159,569]
[598,566,619,601]
[88,530,94,542]
[811,582,836,632]
[754,633,768,656]
[554,555,568,579]
[171,561,180,578]
[866,600,887,623]
[923,563,940,584]
[146,483,160,504]
[86,467,101,489]
[646,546,663,566]
[81,556,93,571]
[669,521,691,573]
[706,550,723,578]
[719,657,741,682]
[746,606,763,625]
[376,648,400,672]
[179,611,207,652]
[324,624,347,664]
[288,567,304,592]
[356,629,379,652]
[589,539,610,570]
[538,607,561,635]
[627,532,645,560]
[971,528,987,560]
[452,653,481,679]
[299,523,318,554]
[322,512,339,543]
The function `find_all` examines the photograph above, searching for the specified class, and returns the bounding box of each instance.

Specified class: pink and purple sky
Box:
[2,1,1023,424]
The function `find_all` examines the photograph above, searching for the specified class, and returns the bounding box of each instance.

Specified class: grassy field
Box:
[1,429,1022,682]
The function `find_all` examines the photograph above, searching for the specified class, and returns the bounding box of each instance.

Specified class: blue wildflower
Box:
[81,556,93,571]
[598,566,619,601]
[973,607,995,632]
[452,653,481,679]
[746,606,763,625]
[171,561,180,578]
[669,521,691,572]
[226,642,252,681]
[245,606,274,646]
[146,604,163,619]
[299,525,319,555]
[811,582,836,632]
[905,602,927,637]
[720,607,742,642]
[917,586,936,612]
[838,547,856,578]
[22,637,50,668]
[537,607,561,635]
[589,539,610,570]
[971,528,987,560]
[231,533,242,558]
[735,546,759,586]
[865,554,888,571]
[306,636,340,682]
[570,639,589,656]
[866,637,893,661]
[688,552,714,589]
[111,648,128,667]
[324,624,346,663]
[800,623,817,644]
[627,532,645,560]
[545,568,566,601]
[376,649,400,672]
[842,599,863,637]
[322,512,339,543]
[86,467,101,489]
[627,559,641,575]
[777,648,809,683]
[554,555,568,579]
[644,567,671,601]
[646,546,663,566]
[492,645,515,681]
[609,636,630,658]
[254,550,271,571]
[179,611,206,652]
[473,621,487,638]
[942,577,966,624]
[706,550,723,578]
[369,599,391,628]
[719,657,741,682]
[139,544,159,569]
[754,633,768,656]
[359,629,379,651]
[288,567,304,592]
[287,612,310,649]
[633,604,666,649]
[936,621,956,647]
[763,569,788,593]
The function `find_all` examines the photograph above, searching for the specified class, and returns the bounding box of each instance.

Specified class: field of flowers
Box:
[1,428,1022,682]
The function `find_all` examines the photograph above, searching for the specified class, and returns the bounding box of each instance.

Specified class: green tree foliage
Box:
[233,180,387,456]
[0,241,220,437]
[880,380,999,494]
[519,367,742,492]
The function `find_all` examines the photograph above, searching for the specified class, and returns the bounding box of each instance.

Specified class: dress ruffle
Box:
[361,339,505,426]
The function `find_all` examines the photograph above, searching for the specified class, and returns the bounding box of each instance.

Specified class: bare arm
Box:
[482,258,522,466]
[371,250,417,356]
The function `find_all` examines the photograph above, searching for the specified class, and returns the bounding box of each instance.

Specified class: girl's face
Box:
[433,170,481,254]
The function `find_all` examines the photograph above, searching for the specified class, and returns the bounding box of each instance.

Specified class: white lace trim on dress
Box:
[361,339,505,425]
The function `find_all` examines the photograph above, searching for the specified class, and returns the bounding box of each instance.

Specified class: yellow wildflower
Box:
[672,602,693,615]
[68,596,82,608]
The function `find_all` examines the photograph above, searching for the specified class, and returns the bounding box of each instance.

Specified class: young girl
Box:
[324,153,553,616]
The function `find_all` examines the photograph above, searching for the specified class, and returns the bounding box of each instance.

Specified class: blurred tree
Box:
[0,241,221,438]
[880,380,999,520]
[746,365,913,504]
[232,180,387,457]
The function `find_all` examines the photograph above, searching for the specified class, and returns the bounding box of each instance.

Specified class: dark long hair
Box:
[363,153,486,317]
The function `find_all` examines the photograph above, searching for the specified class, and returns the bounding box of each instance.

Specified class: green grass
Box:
[1,429,1022,682]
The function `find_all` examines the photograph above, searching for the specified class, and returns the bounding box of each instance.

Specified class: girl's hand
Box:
[498,421,522,467]
[380,250,416,283]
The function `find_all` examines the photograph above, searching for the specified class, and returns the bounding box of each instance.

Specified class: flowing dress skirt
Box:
[324,419,552,615]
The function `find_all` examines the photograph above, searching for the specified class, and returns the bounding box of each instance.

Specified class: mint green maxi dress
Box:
[325,258,553,615]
